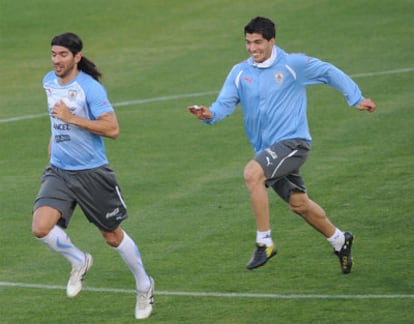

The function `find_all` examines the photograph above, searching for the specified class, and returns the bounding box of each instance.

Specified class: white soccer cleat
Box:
[66,253,93,298]
[135,276,154,320]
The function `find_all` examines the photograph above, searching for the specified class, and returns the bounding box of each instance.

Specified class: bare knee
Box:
[288,192,310,216]
[244,160,265,189]
[32,222,52,238]
[32,206,60,238]
[101,227,124,247]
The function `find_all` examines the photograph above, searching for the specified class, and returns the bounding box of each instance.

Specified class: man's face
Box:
[51,45,81,80]
[245,33,275,63]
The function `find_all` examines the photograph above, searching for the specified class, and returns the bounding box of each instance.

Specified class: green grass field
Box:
[1,0,413,322]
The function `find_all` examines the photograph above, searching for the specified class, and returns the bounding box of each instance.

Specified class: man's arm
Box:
[52,100,120,139]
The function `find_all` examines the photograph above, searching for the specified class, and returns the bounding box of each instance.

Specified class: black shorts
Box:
[33,164,128,231]
[255,139,310,202]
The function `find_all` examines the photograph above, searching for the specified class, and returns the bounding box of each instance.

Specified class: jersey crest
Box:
[274,71,285,84]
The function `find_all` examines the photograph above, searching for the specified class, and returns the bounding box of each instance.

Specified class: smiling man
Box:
[188,17,376,274]
[32,32,154,320]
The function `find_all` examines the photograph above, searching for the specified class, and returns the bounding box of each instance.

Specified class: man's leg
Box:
[288,192,336,237]
[244,160,270,232]
[32,206,92,297]
[244,160,277,269]
[101,227,154,320]
[288,192,354,274]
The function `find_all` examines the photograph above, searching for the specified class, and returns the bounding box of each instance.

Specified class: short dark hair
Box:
[244,17,276,40]
[51,32,102,81]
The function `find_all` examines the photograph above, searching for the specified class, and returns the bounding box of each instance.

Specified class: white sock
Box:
[37,225,86,267]
[327,228,345,251]
[115,230,151,292]
[256,230,274,247]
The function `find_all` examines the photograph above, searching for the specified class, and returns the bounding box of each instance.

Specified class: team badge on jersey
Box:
[68,89,78,101]
[274,72,284,84]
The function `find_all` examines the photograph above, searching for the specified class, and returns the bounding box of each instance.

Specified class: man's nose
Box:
[52,56,61,63]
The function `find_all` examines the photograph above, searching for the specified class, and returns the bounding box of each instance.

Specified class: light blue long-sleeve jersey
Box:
[205,46,363,154]
[43,71,113,170]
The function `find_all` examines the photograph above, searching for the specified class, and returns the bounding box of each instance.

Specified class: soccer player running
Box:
[188,17,376,274]
[32,32,154,319]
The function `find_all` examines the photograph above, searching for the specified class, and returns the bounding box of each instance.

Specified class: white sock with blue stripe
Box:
[115,230,151,292]
[37,225,86,267]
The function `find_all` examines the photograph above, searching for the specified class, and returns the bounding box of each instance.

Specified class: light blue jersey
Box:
[43,71,113,170]
[206,46,363,154]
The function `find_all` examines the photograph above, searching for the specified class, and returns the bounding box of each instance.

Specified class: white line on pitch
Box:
[0,91,217,124]
[1,67,413,124]
[350,67,414,78]
[112,90,218,107]
[1,282,413,299]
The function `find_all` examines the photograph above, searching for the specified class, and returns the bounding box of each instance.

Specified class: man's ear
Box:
[74,52,82,64]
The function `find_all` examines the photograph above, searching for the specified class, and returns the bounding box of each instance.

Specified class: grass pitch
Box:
[1,0,413,323]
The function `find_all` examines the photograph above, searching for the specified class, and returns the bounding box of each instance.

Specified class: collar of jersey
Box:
[252,46,277,68]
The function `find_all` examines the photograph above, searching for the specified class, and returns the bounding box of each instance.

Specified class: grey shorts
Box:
[255,139,310,202]
[33,164,128,231]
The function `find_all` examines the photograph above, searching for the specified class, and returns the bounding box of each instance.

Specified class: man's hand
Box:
[52,100,119,139]
[357,98,376,112]
[187,105,213,120]
[52,100,74,123]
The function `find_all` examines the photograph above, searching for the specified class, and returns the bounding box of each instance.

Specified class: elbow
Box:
[107,125,120,139]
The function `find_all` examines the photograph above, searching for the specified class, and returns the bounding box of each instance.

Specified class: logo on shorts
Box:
[265,148,278,159]
[265,148,278,166]
[266,156,272,166]
[105,207,120,219]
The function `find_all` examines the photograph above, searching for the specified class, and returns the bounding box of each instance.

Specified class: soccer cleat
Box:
[246,243,277,270]
[66,253,93,298]
[334,232,353,274]
[135,276,154,320]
